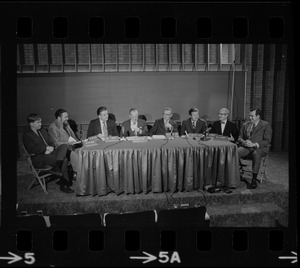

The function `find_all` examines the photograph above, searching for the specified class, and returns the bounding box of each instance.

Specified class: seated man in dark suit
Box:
[22,113,74,193]
[180,108,207,136]
[121,108,148,137]
[237,108,272,189]
[87,106,119,139]
[211,108,239,142]
[150,107,178,136]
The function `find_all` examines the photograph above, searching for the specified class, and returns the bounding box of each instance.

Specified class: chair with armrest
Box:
[22,145,54,194]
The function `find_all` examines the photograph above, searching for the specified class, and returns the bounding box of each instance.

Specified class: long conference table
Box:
[75,136,240,196]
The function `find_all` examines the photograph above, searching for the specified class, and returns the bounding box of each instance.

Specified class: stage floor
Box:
[15,151,289,227]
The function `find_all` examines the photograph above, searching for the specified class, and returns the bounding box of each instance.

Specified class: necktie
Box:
[103,121,108,137]
[221,121,225,134]
[133,122,138,136]
[37,130,49,146]
[249,123,256,137]
[64,125,71,137]
[165,121,170,131]
[192,121,196,129]
[247,123,255,138]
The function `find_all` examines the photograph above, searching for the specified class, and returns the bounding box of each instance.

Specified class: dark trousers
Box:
[33,144,69,182]
[238,147,267,174]
[42,144,68,166]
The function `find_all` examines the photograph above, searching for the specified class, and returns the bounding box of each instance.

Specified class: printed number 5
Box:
[24,253,35,265]
[159,252,169,263]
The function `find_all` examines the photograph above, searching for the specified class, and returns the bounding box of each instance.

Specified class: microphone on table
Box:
[120,126,126,140]
[169,125,175,139]
[201,127,212,141]
[185,130,189,138]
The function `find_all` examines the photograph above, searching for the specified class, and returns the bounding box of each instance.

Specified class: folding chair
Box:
[239,153,268,183]
[23,145,54,194]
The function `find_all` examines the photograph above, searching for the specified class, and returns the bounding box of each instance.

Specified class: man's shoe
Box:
[60,185,74,193]
[251,179,258,189]
[242,178,256,189]
[246,182,256,189]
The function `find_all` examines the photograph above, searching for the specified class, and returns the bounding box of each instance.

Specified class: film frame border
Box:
[0,1,296,267]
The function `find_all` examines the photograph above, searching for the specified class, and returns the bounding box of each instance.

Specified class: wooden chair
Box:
[239,154,268,183]
[23,145,54,194]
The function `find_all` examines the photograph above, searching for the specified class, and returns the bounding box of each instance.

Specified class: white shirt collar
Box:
[100,119,106,125]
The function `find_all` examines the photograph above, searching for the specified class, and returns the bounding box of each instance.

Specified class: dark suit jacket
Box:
[211,120,239,141]
[150,118,178,135]
[22,128,55,168]
[180,118,207,136]
[121,119,148,137]
[238,120,272,153]
[87,118,119,138]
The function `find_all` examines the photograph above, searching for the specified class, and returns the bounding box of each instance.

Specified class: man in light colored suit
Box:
[180,108,207,136]
[211,108,239,142]
[238,108,272,189]
[150,107,178,136]
[87,106,119,138]
[48,109,79,177]
[121,108,148,137]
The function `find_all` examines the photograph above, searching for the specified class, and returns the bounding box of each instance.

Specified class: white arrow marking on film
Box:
[130,251,157,264]
[278,251,297,264]
[0,252,23,264]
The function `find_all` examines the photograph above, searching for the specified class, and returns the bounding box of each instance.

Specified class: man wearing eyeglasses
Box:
[150,107,178,135]
[211,108,239,142]
[237,108,272,189]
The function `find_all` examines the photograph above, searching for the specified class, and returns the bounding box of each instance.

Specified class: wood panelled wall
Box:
[245,44,289,151]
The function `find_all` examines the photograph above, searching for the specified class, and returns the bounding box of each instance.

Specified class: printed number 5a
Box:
[159,252,181,264]
[24,253,35,265]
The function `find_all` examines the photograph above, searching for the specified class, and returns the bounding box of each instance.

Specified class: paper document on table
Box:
[68,136,77,143]
[152,135,166,139]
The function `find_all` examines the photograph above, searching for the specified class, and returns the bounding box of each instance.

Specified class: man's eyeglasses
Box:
[219,113,227,116]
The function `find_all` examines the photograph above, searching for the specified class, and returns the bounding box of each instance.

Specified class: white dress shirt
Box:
[130,120,138,135]
[99,119,107,135]
[221,120,227,135]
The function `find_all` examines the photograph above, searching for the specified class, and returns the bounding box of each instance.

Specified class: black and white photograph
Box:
[16,43,289,227]
[0,2,296,267]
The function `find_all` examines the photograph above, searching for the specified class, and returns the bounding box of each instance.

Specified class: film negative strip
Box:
[0,1,296,267]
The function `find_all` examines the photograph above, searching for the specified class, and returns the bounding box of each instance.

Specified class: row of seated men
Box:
[86,107,239,141]
[22,106,272,194]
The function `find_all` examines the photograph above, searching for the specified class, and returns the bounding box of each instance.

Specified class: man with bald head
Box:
[121,108,148,137]
[211,108,239,142]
